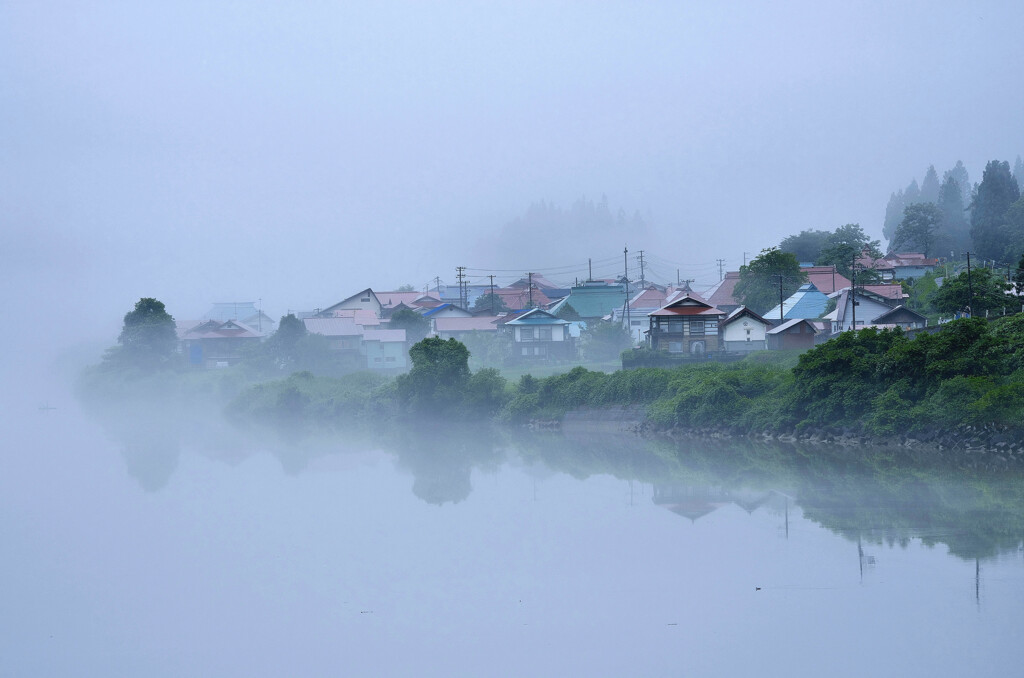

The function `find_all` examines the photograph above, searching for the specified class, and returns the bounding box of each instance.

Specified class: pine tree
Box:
[936,175,970,256]
[1014,155,1024,193]
[904,179,921,205]
[944,160,971,210]
[883,190,905,244]
[970,160,1021,261]
[920,165,941,204]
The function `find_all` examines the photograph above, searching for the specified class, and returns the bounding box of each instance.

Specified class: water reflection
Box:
[85,403,1024,563]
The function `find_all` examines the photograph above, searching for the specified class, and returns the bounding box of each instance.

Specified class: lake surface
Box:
[3,395,1023,677]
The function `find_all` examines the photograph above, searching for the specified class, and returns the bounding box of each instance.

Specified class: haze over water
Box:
[3,386,1022,677]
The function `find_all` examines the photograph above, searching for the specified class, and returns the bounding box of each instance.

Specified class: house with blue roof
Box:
[764,283,830,322]
[500,308,575,361]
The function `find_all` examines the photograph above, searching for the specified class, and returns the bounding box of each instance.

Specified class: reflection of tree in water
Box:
[652,438,1024,562]
[390,424,504,506]
[115,422,181,492]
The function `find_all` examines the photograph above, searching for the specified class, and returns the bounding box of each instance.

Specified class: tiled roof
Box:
[433,316,501,332]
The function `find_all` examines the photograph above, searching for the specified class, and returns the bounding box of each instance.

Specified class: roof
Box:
[650,293,726,317]
[765,283,830,320]
[433,316,501,332]
[182,319,264,340]
[494,287,552,310]
[703,271,741,308]
[321,288,381,315]
[800,266,851,295]
[303,318,364,337]
[362,329,406,343]
[504,308,570,325]
[203,302,260,322]
[721,305,770,327]
[629,285,670,311]
[766,318,819,335]
[508,273,560,290]
[421,303,473,318]
[377,291,440,309]
[548,281,628,318]
[871,305,927,324]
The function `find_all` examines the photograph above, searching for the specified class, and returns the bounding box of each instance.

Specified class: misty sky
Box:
[4,1,1024,342]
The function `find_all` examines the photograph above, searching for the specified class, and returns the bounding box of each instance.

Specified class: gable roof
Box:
[650,293,725,317]
[871,304,928,324]
[421,303,473,318]
[766,318,819,335]
[182,319,264,340]
[320,288,381,316]
[800,266,851,295]
[494,286,552,310]
[703,271,741,308]
[548,281,628,318]
[765,283,830,320]
[721,305,770,327]
[504,308,570,325]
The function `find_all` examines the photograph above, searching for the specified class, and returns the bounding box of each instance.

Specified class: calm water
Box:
[3,397,1023,677]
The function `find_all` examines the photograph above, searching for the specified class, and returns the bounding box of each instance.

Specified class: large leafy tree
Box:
[932,266,1013,316]
[395,337,471,413]
[734,247,807,314]
[778,229,832,263]
[471,292,510,314]
[892,203,942,257]
[970,160,1021,261]
[819,224,881,280]
[581,320,633,361]
[389,308,430,343]
[115,298,179,367]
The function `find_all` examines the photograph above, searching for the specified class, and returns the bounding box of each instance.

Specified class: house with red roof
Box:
[647,293,727,355]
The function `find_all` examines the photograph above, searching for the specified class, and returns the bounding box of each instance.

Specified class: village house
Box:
[720,306,771,352]
[766,318,819,350]
[647,293,727,355]
[498,308,574,361]
[180,319,265,368]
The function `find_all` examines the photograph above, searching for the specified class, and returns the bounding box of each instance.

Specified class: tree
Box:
[920,165,941,204]
[1013,253,1024,296]
[819,224,881,280]
[395,337,471,413]
[778,229,832,263]
[389,308,430,343]
[115,298,179,367]
[892,203,942,257]
[883,190,905,243]
[581,320,633,361]
[555,302,582,321]
[734,248,807,314]
[932,267,1013,316]
[396,283,416,292]
[944,160,971,208]
[903,179,921,205]
[970,160,1021,261]
[1014,155,1024,193]
[936,175,970,255]
[471,292,510,314]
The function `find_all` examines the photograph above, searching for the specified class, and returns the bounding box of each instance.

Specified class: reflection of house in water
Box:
[652,484,773,521]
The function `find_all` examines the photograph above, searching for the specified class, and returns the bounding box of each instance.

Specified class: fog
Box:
[5,1,1024,350]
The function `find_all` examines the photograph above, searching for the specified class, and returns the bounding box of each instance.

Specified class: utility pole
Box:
[850,257,857,331]
[743,251,751,267]
[717,258,725,282]
[455,266,466,309]
[434,276,442,298]
[677,268,680,286]
[488,274,496,315]
[623,246,631,329]
[588,258,593,282]
[527,272,534,308]
[965,251,974,315]
[637,250,646,288]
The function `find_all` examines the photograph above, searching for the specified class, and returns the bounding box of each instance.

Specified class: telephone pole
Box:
[623,246,631,328]
[455,266,466,309]
[717,258,725,282]
[965,251,974,315]
[527,272,534,308]
[636,250,646,288]
[488,274,496,314]
[777,275,784,323]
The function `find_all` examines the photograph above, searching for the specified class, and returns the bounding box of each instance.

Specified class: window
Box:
[520,327,535,341]
[668,318,683,333]
[668,341,683,353]
[690,321,705,336]
[538,327,552,341]
[385,356,396,362]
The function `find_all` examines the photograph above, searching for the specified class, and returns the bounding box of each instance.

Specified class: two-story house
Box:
[647,293,727,355]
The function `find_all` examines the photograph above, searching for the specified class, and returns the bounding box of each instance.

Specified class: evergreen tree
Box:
[970,160,1021,261]
[892,203,942,257]
[1014,156,1024,193]
[904,179,921,205]
[389,308,431,343]
[883,190,905,244]
[936,176,970,256]
[920,165,941,204]
[944,160,971,207]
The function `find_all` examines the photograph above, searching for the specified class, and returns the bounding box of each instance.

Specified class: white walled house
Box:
[720,306,770,352]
